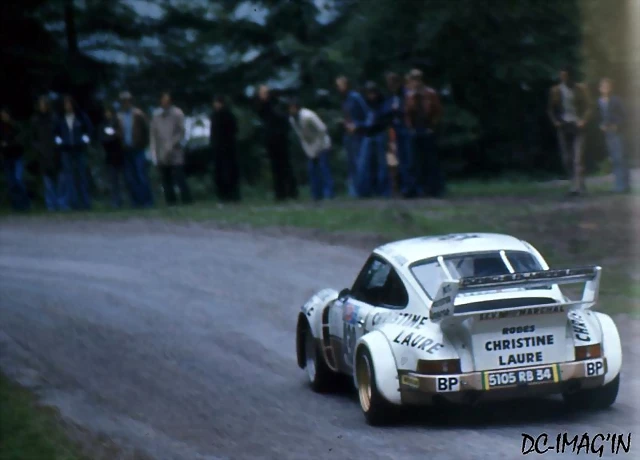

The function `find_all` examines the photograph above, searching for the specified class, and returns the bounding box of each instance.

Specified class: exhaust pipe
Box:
[463,391,482,406]
[563,379,582,394]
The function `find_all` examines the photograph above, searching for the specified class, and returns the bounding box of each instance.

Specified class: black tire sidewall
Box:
[357,347,391,426]
[305,326,333,392]
[564,374,620,411]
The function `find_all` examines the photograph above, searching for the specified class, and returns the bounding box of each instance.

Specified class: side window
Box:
[380,268,409,308]
[351,256,408,308]
[507,251,542,273]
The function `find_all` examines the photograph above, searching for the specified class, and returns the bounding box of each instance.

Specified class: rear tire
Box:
[303,326,335,393]
[564,374,620,411]
[355,347,394,426]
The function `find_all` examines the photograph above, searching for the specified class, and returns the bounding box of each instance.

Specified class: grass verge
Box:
[0,373,86,460]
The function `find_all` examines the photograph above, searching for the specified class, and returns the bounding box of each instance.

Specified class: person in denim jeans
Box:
[335,76,368,197]
[356,81,393,198]
[118,91,153,208]
[598,78,630,193]
[32,96,65,211]
[1,107,30,211]
[404,69,445,198]
[55,95,93,210]
[288,98,334,201]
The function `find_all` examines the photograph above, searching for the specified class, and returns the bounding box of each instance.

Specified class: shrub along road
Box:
[0,193,638,459]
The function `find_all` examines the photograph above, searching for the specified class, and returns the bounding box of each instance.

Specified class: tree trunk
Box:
[64,0,79,55]
[295,1,313,88]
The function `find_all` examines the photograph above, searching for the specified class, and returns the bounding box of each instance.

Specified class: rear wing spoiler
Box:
[430,265,602,323]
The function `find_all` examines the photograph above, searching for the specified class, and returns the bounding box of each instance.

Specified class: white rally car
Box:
[295,233,622,425]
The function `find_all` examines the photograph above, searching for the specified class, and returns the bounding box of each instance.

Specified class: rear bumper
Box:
[399,358,607,405]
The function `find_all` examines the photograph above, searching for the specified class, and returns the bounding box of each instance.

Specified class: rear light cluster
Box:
[417,359,461,374]
[574,343,602,361]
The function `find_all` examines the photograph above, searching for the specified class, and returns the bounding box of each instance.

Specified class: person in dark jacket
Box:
[547,67,592,195]
[100,105,126,207]
[256,85,298,201]
[356,81,393,198]
[210,95,240,202]
[32,95,64,210]
[54,94,94,210]
[1,107,30,211]
[598,78,630,193]
[385,72,413,197]
[405,69,445,198]
[335,76,368,197]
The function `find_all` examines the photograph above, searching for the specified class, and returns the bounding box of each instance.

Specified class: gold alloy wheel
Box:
[356,353,373,413]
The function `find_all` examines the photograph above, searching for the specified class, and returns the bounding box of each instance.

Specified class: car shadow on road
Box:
[314,381,612,428]
[395,397,617,429]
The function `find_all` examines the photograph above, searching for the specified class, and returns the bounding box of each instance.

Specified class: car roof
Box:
[374,233,532,267]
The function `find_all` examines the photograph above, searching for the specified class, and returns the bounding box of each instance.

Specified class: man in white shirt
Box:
[288,99,334,200]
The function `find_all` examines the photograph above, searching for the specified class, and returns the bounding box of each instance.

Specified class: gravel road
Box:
[0,220,638,460]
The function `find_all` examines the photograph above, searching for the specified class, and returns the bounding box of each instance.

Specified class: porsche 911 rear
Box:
[399,266,615,407]
[399,313,607,406]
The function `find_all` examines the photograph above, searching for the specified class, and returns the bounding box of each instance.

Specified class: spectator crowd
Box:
[0,67,631,212]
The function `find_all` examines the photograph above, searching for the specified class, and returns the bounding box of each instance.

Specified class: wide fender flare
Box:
[296,288,339,368]
[594,312,622,384]
[355,330,401,406]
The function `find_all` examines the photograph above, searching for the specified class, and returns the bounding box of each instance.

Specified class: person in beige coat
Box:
[288,98,334,200]
[150,91,192,205]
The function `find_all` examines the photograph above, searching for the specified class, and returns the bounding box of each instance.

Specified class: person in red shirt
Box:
[404,69,445,198]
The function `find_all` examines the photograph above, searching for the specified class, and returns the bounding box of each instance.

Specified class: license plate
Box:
[483,365,559,390]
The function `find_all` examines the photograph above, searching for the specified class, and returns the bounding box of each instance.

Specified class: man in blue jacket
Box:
[55,95,94,210]
[598,77,630,193]
[336,76,368,197]
[356,81,393,198]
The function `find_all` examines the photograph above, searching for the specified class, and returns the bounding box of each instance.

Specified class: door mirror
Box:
[338,288,350,299]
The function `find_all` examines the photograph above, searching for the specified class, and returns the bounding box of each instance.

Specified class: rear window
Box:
[411,251,543,298]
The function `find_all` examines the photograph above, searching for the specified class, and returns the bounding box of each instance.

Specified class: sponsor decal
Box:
[479,305,564,320]
[485,335,555,351]
[485,334,555,366]
[401,375,420,389]
[371,312,429,329]
[430,306,451,321]
[585,359,605,377]
[342,303,360,366]
[392,330,444,354]
[344,304,360,325]
[568,311,591,342]
[502,325,536,335]
[436,376,460,392]
[432,296,452,310]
